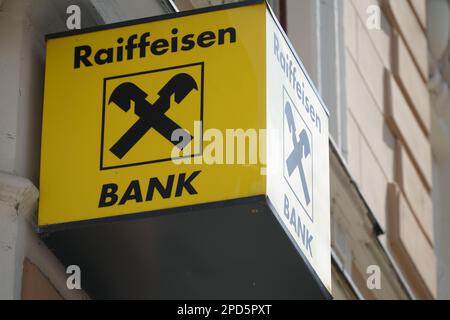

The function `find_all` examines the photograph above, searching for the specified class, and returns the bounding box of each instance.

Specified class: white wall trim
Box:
[0,172,38,224]
[0,172,89,300]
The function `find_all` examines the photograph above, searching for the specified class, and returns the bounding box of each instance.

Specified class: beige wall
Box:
[344,0,436,298]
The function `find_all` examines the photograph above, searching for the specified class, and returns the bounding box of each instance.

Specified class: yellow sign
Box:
[40,0,332,292]
[39,2,267,226]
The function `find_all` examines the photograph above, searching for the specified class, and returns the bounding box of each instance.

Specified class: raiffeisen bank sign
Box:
[39,0,330,294]
[266,10,331,292]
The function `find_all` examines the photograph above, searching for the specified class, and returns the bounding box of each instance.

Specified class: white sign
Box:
[266,10,331,293]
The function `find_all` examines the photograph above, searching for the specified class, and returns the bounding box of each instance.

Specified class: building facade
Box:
[0,0,449,299]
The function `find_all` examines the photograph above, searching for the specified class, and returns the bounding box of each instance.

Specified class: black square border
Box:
[99,62,205,171]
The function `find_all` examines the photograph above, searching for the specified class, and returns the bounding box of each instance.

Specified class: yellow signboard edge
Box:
[37,195,267,233]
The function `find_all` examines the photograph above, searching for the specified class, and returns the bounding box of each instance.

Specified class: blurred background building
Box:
[1,0,450,299]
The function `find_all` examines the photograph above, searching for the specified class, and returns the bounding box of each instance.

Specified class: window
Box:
[285,0,347,154]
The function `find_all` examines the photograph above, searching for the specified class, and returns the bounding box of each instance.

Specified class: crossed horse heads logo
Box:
[108,73,198,159]
[285,101,311,206]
